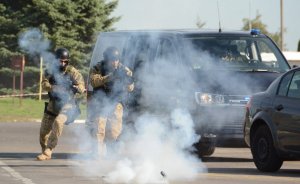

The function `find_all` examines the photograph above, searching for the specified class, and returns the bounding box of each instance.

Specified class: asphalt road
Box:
[0,122,299,184]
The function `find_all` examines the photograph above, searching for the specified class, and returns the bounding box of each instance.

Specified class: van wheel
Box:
[251,125,283,172]
[194,134,216,157]
[196,144,215,157]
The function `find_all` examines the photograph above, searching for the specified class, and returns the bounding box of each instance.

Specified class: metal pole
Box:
[39,56,43,101]
[280,0,284,50]
[19,55,25,106]
[13,69,15,104]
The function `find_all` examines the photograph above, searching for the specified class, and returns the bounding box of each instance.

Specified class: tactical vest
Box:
[93,61,131,101]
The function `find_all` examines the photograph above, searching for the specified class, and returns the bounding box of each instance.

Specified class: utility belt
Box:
[93,86,111,95]
[92,88,131,111]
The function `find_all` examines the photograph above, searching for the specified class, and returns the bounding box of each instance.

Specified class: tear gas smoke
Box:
[71,31,260,183]
[18,28,56,71]
[18,28,256,183]
[74,111,206,184]
[71,36,207,183]
[19,28,50,57]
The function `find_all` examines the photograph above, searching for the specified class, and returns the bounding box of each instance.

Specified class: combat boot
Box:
[36,148,52,161]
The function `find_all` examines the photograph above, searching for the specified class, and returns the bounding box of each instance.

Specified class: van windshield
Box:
[184,36,290,72]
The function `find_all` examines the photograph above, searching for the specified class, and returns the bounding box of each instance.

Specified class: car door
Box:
[273,70,300,152]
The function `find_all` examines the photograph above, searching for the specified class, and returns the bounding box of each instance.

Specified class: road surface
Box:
[0,122,299,184]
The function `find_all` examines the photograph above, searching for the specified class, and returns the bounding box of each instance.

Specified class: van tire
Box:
[194,134,217,157]
[197,144,215,157]
[251,125,283,172]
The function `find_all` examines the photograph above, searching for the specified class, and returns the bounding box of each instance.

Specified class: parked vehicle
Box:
[87,29,290,156]
[244,67,300,172]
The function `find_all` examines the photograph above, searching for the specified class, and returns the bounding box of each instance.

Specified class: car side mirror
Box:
[292,65,298,68]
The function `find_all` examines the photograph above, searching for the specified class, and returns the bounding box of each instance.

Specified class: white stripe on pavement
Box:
[74,120,85,124]
[0,161,36,184]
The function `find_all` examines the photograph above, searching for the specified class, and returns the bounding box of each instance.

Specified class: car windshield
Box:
[183,36,290,72]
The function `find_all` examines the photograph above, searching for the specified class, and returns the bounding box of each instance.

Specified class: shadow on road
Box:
[201,156,253,162]
[207,167,300,178]
[0,152,87,160]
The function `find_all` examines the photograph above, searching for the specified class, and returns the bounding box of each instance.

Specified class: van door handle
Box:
[275,104,284,111]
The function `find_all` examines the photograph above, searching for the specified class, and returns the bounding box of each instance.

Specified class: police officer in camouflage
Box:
[36,48,85,161]
[89,46,134,157]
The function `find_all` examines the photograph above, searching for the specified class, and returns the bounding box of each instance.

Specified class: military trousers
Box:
[96,102,123,151]
[39,102,72,151]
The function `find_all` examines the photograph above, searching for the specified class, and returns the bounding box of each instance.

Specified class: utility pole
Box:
[249,0,252,30]
[280,0,284,50]
[38,56,43,101]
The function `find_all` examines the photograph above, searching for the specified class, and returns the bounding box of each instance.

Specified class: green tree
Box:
[298,40,300,52]
[0,0,119,68]
[242,12,285,50]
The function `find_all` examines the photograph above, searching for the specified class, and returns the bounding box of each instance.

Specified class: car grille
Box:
[195,101,247,140]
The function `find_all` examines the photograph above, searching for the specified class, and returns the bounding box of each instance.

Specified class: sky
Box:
[112,0,300,51]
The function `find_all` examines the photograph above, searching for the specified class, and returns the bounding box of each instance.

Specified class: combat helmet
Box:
[55,48,69,61]
[103,47,120,61]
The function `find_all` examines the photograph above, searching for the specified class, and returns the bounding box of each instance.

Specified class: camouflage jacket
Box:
[42,65,85,108]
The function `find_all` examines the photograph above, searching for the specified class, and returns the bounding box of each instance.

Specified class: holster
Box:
[44,102,58,117]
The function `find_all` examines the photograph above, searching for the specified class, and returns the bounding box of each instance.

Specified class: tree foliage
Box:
[242,12,285,50]
[196,17,206,29]
[0,0,119,68]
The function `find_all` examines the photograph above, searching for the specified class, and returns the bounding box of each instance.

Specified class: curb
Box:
[33,119,85,124]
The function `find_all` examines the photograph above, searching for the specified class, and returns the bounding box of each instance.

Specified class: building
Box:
[283,51,300,67]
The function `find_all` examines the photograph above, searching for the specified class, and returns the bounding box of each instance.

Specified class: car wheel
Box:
[251,125,283,172]
[194,133,216,157]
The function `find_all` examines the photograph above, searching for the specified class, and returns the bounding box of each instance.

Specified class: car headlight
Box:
[195,92,225,105]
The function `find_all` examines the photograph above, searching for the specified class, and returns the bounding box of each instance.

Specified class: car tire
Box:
[251,125,283,172]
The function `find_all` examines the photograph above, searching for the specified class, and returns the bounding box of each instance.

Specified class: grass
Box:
[0,97,87,122]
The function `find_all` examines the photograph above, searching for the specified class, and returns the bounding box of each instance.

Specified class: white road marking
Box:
[0,161,36,184]
[74,120,85,124]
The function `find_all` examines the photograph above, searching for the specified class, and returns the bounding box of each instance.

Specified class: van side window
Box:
[156,39,178,62]
[88,34,127,91]
[278,72,293,96]
[90,35,127,67]
[287,71,300,98]
[124,36,151,70]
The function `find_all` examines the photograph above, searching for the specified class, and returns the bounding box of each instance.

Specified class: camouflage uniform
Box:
[37,65,85,160]
[89,60,134,155]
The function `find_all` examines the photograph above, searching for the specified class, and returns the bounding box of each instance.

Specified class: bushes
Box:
[0,67,40,95]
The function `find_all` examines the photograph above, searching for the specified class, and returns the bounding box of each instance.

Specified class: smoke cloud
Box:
[18,28,259,183]
[18,28,57,71]
[19,28,50,56]
[69,34,208,183]
[74,110,206,184]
